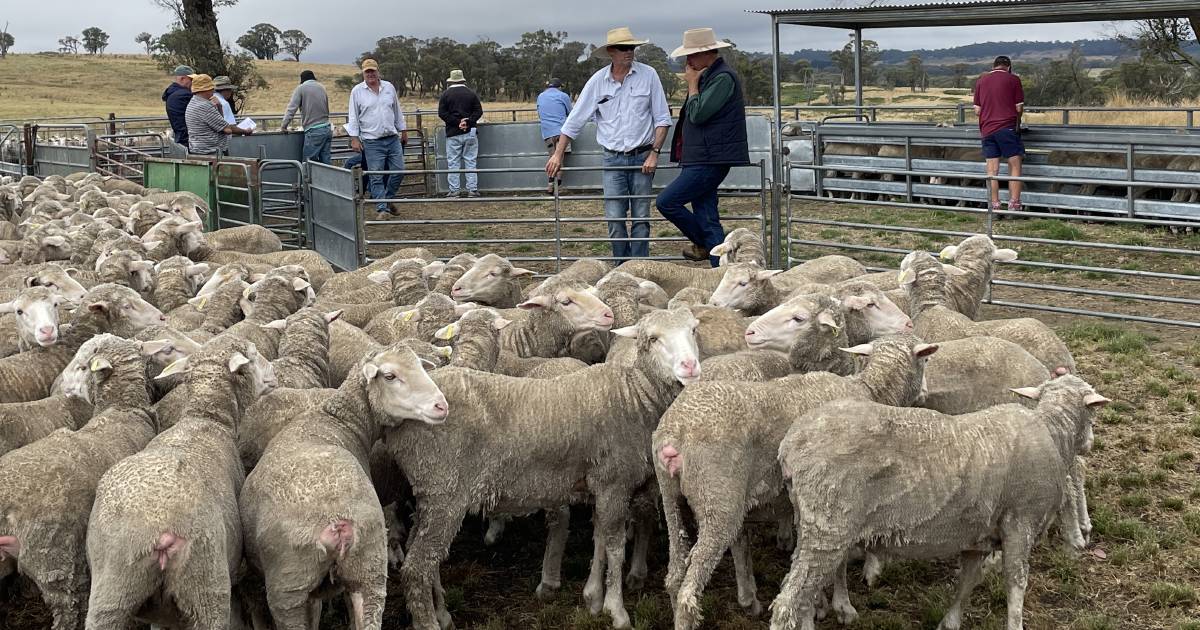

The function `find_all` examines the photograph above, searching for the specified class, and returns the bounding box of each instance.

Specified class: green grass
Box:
[1162,497,1186,511]
[1148,582,1197,608]
[1060,322,1153,356]
[1026,218,1086,241]
[1120,492,1152,510]
[1183,512,1200,536]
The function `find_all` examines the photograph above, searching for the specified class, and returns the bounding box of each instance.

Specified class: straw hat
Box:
[669,28,733,58]
[189,74,215,93]
[592,27,648,57]
[447,69,466,83]
[361,58,379,72]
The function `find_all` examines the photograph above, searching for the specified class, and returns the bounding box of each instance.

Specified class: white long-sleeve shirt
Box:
[344,80,406,140]
[559,61,672,152]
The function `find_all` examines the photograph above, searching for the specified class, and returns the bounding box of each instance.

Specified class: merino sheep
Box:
[700,294,852,381]
[0,286,66,354]
[501,276,615,358]
[431,252,479,295]
[84,337,276,630]
[770,375,1107,630]
[0,284,166,403]
[0,334,160,630]
[937,234,1018,319]
[205,224,284,254]
[0,393,93,458]
[653,334,936,628]
[391,308,700,630]
[450,253,535,307]
[240,343,449,629]
[313,247,438,300]
[263,308,340,389]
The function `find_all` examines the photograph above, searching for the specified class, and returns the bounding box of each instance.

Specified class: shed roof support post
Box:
[853,28,864,119]
[769,15,784,268]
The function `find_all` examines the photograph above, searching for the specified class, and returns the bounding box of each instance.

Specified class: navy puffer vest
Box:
[671,57,749,166]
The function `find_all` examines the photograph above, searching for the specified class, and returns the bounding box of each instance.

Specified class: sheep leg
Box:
[401,501,468,630]
[1071,457,1091,545]
[593,490,632,630]
[382,502,406,571]
[775,513,794,551]
[829,559,857,625]
[432,571,453,630]
[582,526,607,615]
[308,599,322,630]
[84,557,150,630]
[264,585,315,630]
[730,529,762,616]
[768,543,836,630]
[167,544,232,630]
[624,512,653,592]
[536,506,570,600]
[31,546,89,630]
[483,516,508,547]
[657,474,690,608]
[1000,519,1035,630]
[674,509,744,630]
[936,551,986,630]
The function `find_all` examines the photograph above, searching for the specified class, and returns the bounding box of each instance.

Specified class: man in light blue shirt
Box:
[345,58,408,218]
[537,77,573,194]
[212,76,237,125]
[546,27,672,261]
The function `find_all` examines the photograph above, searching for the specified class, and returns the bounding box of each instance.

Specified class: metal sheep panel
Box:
[308,162,362,271]
[33,145,92,177]
[431,116,774,193]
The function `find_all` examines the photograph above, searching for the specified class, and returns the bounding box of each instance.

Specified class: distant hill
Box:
[783,38,1199,69]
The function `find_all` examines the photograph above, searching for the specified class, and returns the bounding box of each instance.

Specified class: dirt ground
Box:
[1,193,1198,629]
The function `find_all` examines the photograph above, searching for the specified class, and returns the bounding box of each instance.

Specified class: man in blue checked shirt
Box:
[537,78,573,194]
[546,27,672,262]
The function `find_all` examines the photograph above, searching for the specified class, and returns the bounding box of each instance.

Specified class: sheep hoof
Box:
[436,610,455,630]
[834,602,858,625]
[624,571,645,592]
[583,587,604,615]
[535,582,559,601]
[741,598,763,617]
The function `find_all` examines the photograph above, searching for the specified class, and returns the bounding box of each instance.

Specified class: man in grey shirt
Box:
[185,74,252,156]
[280,70,332,164]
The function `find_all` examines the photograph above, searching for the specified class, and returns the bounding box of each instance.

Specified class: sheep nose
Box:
[744,329,756,338]
[601,310,614,322]
[679,358,698,376]
[904,319,914,330]
[38,326,55,336]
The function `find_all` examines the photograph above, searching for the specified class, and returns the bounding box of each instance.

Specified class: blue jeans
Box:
[602,150,653,260]
[656,164,731,267]
[363,135,404,211]
[302,125,332,164]
[446,129,478,193]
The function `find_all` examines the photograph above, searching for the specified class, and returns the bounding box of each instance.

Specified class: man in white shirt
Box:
[212,76,237,125]
[345,58,408,217]
[546,27,672,261]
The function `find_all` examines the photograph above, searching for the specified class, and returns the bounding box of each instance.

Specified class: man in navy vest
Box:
[657,28,749,267]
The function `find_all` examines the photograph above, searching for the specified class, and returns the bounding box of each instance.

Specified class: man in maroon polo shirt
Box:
[973,55,1025,213]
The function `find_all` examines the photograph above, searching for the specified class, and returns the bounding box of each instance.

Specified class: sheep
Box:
[141,191,209,224]
[770,375,1107,630]
[500,276,615,360]
[390,308,700,630]
[18,223,72,263]
[522,258,612,299]
[434,308,585,379]
[0,284,166,403]
[84,337,277,630]
[653,333,937,628]
[314,247,438,300]
[0,286,65,354]
[262,308,340,389]
[339,257,443,306]
[431,252,479,295]
[937,234,1018,320]
[0,334,159,630]
[205,224,283,254]
[239,343,449,629]
[152,256,209,312]
[362,292,471,345]
[711,227,766,267]
[742,281,913,358]
[184,234,334,291]
[667,286,710,308]
[567,270,654,365]
[450,253,536,307]
[4,262,90,302]
[900,250,1075,375]
[0,393,93,458]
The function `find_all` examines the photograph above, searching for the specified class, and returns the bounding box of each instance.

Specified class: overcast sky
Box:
[6,0,1117,63]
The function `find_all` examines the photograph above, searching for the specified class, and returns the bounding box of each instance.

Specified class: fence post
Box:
[22,124,35,176]
[1188,109,1195,129]
[106,113,117,136]
[1062,109,1070,125]
[956,103,966,124]
[1126,143,1136,218]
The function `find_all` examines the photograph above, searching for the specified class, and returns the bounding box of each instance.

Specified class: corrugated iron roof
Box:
[748,0,1200,28]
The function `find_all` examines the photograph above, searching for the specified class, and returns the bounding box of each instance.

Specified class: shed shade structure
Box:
[748,0,1200,262]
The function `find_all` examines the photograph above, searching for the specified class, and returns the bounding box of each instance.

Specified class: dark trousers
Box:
[656,164,731,267]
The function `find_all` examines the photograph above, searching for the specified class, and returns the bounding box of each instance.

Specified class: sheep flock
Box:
[1,171,1111,630]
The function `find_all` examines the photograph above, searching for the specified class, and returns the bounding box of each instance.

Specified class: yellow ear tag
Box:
[896,268,913,284]
[89,358,106,372]
[197,295,208,311]
[401,310,417,322]
[435,323,457,340]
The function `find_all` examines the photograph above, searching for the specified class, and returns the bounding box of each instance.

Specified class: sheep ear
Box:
[816,310,840,332]
[141,240,162,252]
[509,267,536,278]
[0,300,15,314]
[492,317,512,330]
[129,260,155,272]
[840,294,870,311]
[896,267,915,285]
[517,295,552,311]
[637,280,662,298]
[913,343,939,358]
[755,269,783,281]
[64,267,81,278]
[228,352,251,373]
[362,363,380,380]
[434,323,457,340]
[41,235,68,247]
[23,275,39,288]
[89,357,113,374]
[248,273,266,283]
[840,343,874,356]
[259,319,287,331]
[156,356,191,379]
[611,324,639,339]
[87,301,110,315]
[1084,393,1111,408]
[453,302,477,316]
[938,245,958,261]
[941,264,969,277]
[434,345,453,359]
[139,339,173,356]
[1010,387,1041,400]
[291,277,311,292]
[367,270,391,285]
[186,263,210,277]
[709,242,732,256]
[181,221,204,233]
[325,310,343,323]
[419,357,439,370]
[993,248,1018,263]
[421,261,446,279]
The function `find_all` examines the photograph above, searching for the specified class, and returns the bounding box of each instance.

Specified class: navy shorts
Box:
[981,127,1025,159]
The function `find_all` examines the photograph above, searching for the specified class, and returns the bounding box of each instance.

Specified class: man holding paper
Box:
[184,73,253,157]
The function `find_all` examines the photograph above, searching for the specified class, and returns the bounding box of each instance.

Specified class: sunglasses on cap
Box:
[611,45,637,52]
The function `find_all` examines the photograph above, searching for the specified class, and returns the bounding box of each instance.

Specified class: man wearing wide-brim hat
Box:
[546,27,672,262]
[655,28,749,267]
[211,75,238,125]
[438,69,484,197]
[184,73,253,157]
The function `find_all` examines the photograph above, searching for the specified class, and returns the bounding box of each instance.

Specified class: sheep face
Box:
[196,263,248,298]
[363,345,449,425]
[451,254,533,303]
[708,262,782,311]
[710,227,759,266]
[836,282,913,336]
[240,344,279,398]
[518,284,614,333]
[85,284,168,332]
[25,265,88,303]
[613,308,701,385]
[744,294,842,353]
[1012,374,1109,456]
[61,333,153,403]
[1,286,63,348]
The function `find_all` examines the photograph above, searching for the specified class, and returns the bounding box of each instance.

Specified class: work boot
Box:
[468,190,481,198]
[681,243,710,262]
